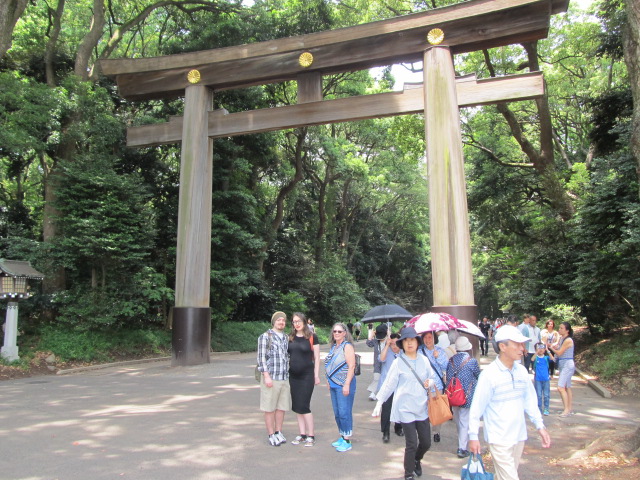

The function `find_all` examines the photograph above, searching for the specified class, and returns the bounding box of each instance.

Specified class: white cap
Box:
[454,336,472,352]
[494,325,529,343]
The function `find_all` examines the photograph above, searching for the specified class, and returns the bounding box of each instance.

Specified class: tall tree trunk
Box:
[623,0,640,196]
[45,0,66,87]
[0,0,29,61]
[484,44,575,220]
[74,0,105,80]
[256,128,307,272]
[314,164,330,264]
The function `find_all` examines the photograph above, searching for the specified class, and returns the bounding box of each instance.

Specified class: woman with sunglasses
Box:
[324,322,357,452]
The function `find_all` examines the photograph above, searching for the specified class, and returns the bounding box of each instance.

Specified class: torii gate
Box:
[101,0,569,366]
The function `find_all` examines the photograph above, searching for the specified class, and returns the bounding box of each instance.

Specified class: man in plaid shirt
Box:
[257,311,291,446]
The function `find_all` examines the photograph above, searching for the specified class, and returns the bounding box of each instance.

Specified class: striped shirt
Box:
[468,357,545,446]
[257,330,289,380]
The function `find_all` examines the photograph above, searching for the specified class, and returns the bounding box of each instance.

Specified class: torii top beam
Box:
[100,0,569,101]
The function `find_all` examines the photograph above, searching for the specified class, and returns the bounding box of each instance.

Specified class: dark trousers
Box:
[402,419,431,476]
[546,354,555,376]
[523,352,534,372]
[380,394,402,435]
[479,338,488,355]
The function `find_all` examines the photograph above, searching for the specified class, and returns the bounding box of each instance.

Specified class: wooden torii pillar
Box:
[101,0,569,366]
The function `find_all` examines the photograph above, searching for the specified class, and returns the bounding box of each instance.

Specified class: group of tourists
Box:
[257,310,576,480]
[480,314,577,418]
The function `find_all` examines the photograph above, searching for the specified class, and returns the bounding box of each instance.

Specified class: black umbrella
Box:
[361,304,413,323]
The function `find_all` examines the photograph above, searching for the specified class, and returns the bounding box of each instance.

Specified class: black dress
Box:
[288,334,318,414]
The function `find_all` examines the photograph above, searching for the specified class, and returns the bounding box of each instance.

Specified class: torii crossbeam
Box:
[101,0,569,366]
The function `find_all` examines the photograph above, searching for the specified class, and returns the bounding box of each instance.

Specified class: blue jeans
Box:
[329,379,356,437]
[535,379,550,411]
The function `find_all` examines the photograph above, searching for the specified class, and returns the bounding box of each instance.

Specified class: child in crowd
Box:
[533,342,553,415]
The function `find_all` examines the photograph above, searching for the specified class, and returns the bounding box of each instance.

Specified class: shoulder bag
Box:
[399,355,452,425]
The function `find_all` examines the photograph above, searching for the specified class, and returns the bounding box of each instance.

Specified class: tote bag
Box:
[461,454,494,480]
[427,387,453,426]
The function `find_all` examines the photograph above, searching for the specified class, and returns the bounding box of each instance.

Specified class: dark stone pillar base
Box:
[172,307,211,366]
[432,304,480,359]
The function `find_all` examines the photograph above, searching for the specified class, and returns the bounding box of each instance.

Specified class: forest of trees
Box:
[0,0,637,335]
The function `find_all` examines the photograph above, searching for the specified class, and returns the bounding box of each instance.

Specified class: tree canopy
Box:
[0,0,637,334]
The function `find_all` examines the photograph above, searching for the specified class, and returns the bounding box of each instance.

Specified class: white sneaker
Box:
[368,393,377,401]
[304,436,316,447]
[291,435,306,445]
[274,431,286,444]
[268,434,281,446]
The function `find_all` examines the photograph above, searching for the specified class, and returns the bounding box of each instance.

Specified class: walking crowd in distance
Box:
[257,311,576,480]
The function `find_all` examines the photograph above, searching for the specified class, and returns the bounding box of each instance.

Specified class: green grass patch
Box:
[36,326,171,363]
[579,328,640,379]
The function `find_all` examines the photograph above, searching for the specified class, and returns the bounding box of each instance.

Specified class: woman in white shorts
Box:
[549,322,575,417]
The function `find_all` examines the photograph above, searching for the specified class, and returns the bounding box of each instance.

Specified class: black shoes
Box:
[433,433,440,443]
[457,448,470,458]
[383,432,390,443]
[395,428,405,437]
[405,476,415,480]
[414,460,423,477]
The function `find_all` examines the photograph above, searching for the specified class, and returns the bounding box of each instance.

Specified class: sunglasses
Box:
[333,330,345,334]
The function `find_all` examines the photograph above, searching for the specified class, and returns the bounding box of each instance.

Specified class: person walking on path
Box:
[518,314,541,373]
[325,322,357,452]
[378,332,404,442]
[372,327,436,480]
[468,325,551,480]
[446,336,481,458]
[353,321,362,341]
[288,312,320,447]
[418,330,448,443]
[366,323,388,401]
[548,322,575,417]
[479,316,492,356]
[257,311,292,446]
[532,342,553,416]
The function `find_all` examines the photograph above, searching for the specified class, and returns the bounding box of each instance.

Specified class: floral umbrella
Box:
[411,312,466,334]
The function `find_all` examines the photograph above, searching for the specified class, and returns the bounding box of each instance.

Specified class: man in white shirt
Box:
[468,325,551,480]
[518,315,541,373]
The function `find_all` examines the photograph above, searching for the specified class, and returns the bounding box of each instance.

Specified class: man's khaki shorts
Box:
[260,378,292,412]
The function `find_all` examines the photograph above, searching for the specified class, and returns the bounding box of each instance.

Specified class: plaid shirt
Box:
[257,329,289,380]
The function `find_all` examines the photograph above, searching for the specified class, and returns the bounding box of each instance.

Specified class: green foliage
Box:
[579,329,640,379]
[276,291,308,314]
[543,304,585,325]
[303,258,370,324]
[36,326,171,362]
[211,321,271,353]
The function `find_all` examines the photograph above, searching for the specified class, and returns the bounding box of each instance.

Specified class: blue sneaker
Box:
[543,409,549,416]
[332,437,345,447]
[336,440,352,452]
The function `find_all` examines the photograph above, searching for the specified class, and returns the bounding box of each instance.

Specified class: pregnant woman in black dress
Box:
[288,312,320,447]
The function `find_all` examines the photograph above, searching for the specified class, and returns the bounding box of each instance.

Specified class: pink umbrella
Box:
[412,312,465,334]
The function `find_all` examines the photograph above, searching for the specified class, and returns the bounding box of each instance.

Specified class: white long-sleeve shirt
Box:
[375,352,436,423]
[468,357,545,446]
